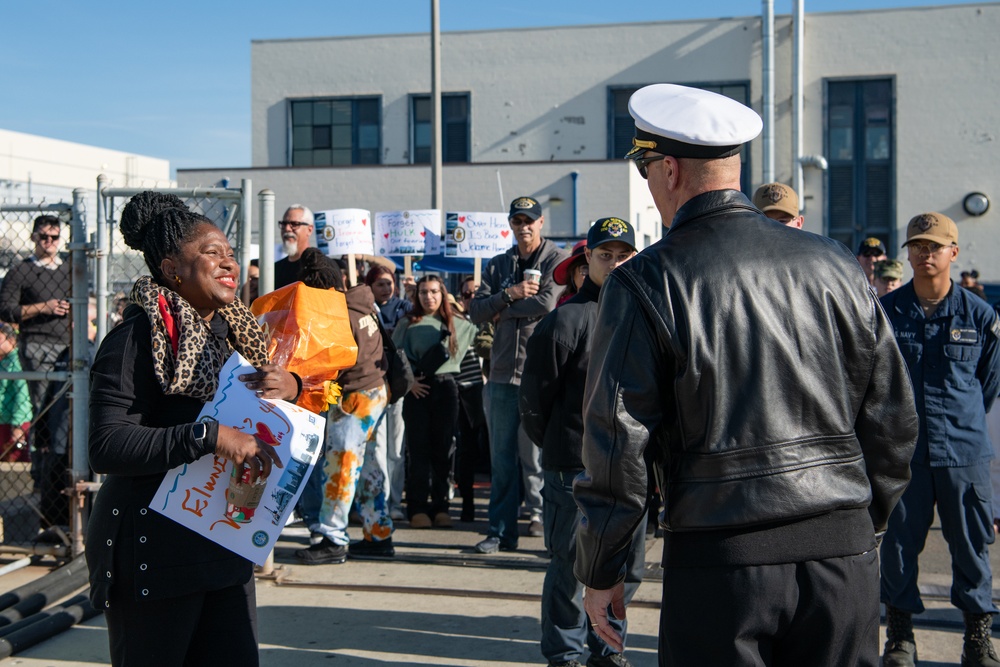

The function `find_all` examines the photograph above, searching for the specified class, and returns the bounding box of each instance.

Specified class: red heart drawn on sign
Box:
[458,216,465,223]
[361,219,367,226]
[255,422,278,446]
[420,231,426,238]
[501,230,510,238]
[384,233,390,239]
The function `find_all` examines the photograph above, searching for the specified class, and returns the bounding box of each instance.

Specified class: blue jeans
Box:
[541,469,646,663]
[486,382,523,548]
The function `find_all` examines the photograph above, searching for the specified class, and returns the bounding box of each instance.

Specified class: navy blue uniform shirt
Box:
[881,281,1000,466]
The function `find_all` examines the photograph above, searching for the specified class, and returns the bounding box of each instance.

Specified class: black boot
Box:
[962,612,1000,667]
[883,605,917,667]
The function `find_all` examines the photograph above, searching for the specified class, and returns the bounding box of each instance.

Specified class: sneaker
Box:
[308,531,325,546]
[349,537,395,559]
[410,513,432,528]
[549,661,583,667]
[295,537,347,565]
[389,507,406,521]
[475,536,517,554]
[587,653,633,667]
[433,512,453,528]
[528,520,544,537]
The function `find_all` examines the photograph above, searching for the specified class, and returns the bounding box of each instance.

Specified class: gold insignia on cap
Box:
[863,237,882,247]
[913,214,935,232]
[600,217,628,237]
[513,198,537,209]
[763,184,785,204]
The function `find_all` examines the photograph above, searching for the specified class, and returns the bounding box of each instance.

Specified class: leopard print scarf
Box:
[130,275,270,402]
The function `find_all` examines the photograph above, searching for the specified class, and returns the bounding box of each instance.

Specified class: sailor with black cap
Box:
[574,83,917,666]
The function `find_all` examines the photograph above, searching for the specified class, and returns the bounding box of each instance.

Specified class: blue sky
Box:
[0,1,986,172]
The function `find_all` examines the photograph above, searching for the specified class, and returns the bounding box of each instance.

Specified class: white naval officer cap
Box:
[624,84,763,160]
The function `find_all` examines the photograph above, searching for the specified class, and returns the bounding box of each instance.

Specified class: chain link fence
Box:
[0,201,76,555]
[0,180,254,559]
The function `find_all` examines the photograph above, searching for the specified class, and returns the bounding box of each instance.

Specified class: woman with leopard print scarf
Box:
[86,192,301,667]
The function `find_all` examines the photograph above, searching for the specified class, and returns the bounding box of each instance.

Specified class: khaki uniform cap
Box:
[752,183,799,218]
[904,212,958,247]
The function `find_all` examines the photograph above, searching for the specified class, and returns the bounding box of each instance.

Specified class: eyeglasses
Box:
[36,234,60,242]
[278,220,310,229]
[632,153,667,180]
[907,242,950,256]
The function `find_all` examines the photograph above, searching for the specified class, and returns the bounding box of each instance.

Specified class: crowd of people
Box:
[0,83,994,667]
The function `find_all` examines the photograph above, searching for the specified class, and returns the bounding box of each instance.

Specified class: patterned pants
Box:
[312,384,390,545]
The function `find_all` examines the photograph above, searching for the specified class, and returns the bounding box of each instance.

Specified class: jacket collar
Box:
[893,280,964,321]
[668,189,757,235]
[578,276,601,303]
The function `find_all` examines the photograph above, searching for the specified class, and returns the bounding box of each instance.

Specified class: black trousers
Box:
[105,577,258,667]
[402,374,459,518]
[659,549,879,667]
[455,382,486,504]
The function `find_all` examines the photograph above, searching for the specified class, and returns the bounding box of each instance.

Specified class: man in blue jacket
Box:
[521,218,643,667]
[880,212,1000,667]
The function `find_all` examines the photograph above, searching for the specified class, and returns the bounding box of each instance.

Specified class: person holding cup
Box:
[467,196,569,554]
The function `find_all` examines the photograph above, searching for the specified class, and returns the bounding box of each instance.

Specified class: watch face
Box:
[193,423,207,441]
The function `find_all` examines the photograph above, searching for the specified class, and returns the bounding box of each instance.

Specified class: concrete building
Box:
[0,129,172,207]
[178,3,999,279]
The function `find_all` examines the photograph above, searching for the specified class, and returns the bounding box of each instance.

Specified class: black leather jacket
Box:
[574,190,918,589]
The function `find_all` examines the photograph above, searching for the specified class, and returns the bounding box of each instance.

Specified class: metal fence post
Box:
[258,190,275,296]
[70,188,91,557]
[240,179,253,290]
[94,174,109,348]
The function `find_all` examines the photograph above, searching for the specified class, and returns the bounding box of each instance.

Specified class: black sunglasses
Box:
[36,233,60,242]
[461,291,474,298]
[633,153,667,180]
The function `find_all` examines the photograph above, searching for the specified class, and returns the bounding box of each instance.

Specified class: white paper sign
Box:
[151,353,325,565]
[314,208,374,256]
[444,212,514,258]
[374,209,441,256]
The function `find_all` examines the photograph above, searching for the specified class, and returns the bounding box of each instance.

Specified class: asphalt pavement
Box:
[1,488,998,666]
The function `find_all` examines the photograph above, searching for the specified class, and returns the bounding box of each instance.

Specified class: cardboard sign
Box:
[314,208,374,257]
[374,209,441,256]
[151,353,325,565]
[444,212,514,258]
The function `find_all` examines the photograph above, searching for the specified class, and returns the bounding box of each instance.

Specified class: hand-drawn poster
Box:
[444,212,514,258]
[314,208,374,257]
[151,353,325,565]
[374,209,441,256]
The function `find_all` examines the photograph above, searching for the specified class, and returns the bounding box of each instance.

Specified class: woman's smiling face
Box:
[166,224,239,317]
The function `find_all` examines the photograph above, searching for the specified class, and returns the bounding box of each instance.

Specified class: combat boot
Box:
[883,605,917,667]
[962,612,1000,667]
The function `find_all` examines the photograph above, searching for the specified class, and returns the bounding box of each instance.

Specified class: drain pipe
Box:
[761,0,775,183]
[571,171,580,234]
[793,0,805,204]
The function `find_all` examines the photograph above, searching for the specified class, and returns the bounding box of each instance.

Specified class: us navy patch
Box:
[992,316,1000,339]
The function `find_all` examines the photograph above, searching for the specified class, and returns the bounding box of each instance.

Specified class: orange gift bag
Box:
[251,282,358,413]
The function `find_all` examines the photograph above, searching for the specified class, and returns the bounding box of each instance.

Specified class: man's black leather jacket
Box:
[574,190,918,589]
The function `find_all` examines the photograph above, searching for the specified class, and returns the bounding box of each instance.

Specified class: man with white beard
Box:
[274,205,315,288]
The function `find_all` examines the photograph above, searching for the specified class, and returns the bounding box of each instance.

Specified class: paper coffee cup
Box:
[524,269,541,284]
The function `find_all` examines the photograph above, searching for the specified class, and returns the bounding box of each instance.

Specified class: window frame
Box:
[408,92,472,164]
[286,95,383,167]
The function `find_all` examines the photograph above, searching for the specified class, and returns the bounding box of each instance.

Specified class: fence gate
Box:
[0,192,88,559]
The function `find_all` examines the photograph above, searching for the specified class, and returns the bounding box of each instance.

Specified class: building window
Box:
[609,83,752,194]
[825,79,894,252]
[410,93,470,164]
[289,97,381,166]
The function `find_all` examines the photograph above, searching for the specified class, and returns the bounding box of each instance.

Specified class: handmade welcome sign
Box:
[374,209,441,256]
[314,208,374,257]
[151,353,325,565]
[444,211,514,258]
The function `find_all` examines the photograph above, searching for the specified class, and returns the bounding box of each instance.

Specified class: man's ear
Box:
[662,156,681,190]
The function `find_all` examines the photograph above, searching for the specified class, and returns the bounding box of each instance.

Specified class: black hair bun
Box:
[119,191,187,251]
